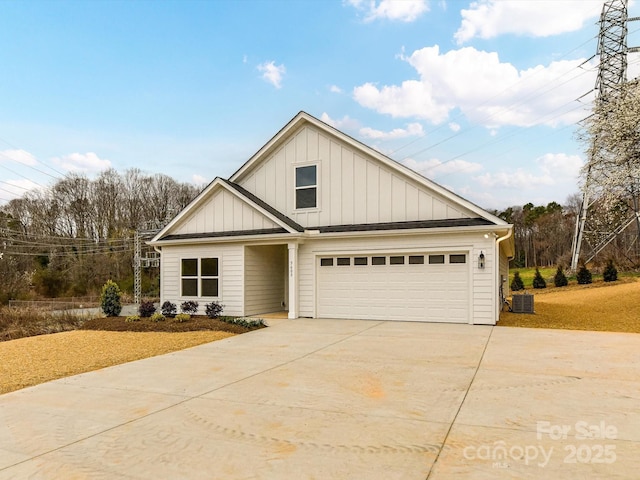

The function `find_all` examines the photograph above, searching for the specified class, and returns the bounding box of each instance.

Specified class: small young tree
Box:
[532,267,547,289]
[554,266,568,287]
[577,264,593,285]
[511,271,525,291]
[603,259,618,282]
[100,280,122,317]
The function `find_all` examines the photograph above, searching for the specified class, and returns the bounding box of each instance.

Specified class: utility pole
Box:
[570,0,640,270]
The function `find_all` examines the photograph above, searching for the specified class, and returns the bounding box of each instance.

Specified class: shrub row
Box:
[98,280,227,321]
[510,260,618,292]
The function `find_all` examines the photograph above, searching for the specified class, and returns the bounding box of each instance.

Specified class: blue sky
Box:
[1,0,639,210]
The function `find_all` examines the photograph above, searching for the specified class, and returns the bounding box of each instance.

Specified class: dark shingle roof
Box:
[313,218,494,233]
[159,228,288,241]
[159,218,494,241]
[220,179,304,232]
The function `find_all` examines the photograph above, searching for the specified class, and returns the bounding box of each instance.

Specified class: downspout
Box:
[495,228,513,323]
[154,246,162,304]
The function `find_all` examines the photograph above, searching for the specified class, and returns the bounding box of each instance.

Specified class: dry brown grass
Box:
[0,307,86,341]
[499,277,640,333]
[0,330,234,394]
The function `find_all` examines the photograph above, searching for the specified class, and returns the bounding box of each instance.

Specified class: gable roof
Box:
[230,111,507,227]
[219,179,303,232]
[150,177,303,243]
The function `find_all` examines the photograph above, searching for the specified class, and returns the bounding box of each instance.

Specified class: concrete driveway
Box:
[1,319,639,479]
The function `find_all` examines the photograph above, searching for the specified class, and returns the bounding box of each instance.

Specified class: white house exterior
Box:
[149,112,514,324]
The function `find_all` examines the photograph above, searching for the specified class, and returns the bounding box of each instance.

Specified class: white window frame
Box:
[294,163,318,210]
[180,257,220,297]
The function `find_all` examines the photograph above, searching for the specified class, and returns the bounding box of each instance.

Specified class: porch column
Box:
[288,243,298,319]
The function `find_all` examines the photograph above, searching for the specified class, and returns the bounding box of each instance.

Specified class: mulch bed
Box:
[81,316,260,335]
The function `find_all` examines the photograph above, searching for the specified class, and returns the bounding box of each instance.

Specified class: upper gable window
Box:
[295,165,317,209]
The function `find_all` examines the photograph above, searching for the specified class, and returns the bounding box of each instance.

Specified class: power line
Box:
[0,227,132,244]
[400,63,597,163]
[0,136,67,179]
[388,32,600,158]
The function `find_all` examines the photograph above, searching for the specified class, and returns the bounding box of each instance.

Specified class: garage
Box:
[316,252,470,323]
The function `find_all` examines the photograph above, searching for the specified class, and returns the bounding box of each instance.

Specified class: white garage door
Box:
[317,252,469,323]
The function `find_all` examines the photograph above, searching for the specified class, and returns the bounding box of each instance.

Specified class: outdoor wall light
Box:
[478,251,486,269]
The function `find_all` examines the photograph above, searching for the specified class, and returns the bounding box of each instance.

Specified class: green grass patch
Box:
[509,266,640,289]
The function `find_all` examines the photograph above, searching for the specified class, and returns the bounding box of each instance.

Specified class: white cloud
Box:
[51,152,111,173]
[448,122,460,132]
[353,45,595,127]
[329,85,343,94]
[455,0,602,44]
[537,152,583,179]
[353,79,451,124]
[192,174,208,185]
[474,152,583,190]
[320,112,361,131]
[403,157,482,178]
[346,0,429,22]
[257,61,286,89]
[0,179,41,201]
[475,169,554,189]
[359,122,424,140]
[0,149,37,166]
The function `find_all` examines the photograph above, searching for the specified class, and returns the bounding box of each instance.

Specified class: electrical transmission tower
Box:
[133,227,161,306]
[570,0,640,270]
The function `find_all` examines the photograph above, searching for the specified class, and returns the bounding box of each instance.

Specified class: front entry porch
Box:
[243,243,298,318]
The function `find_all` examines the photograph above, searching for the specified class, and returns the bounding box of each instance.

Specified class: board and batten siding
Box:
[297,232,497,324]
[244,245,286,316]
[236,124,474,229]
[159,244,244,316]
[171,187,279,236]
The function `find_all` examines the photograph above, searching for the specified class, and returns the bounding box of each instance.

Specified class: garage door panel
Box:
[317,252,469,323]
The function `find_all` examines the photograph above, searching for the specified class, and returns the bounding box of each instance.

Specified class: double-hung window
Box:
[181,258,219,297]
[295,165,317,209]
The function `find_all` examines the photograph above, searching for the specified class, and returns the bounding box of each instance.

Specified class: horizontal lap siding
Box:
[472,241,497,324]
[160,244,243,316]
[244,245,286,316]
[298,232,497,324]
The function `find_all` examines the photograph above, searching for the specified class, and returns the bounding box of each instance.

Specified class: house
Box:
[149,112,514,324]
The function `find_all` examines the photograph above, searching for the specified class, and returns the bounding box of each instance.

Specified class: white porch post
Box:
[288,243,298,319]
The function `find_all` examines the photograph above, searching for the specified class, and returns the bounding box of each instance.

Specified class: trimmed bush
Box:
[205,301,224,319]
[511,271,525,291]
[100,280,122,317]
[577,264,593,285]
[138,300,156,318]
[603,259,618,282]
[125,315,140,323]
[532,268,546,289]
[218,317,266,329]
[161,301,177,317]
[150,312,165,322]
[554,266,568,287]
[181,300,199,314]
[175,313,191,323]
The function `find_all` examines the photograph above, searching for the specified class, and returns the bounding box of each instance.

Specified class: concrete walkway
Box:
[1,319,639,479]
